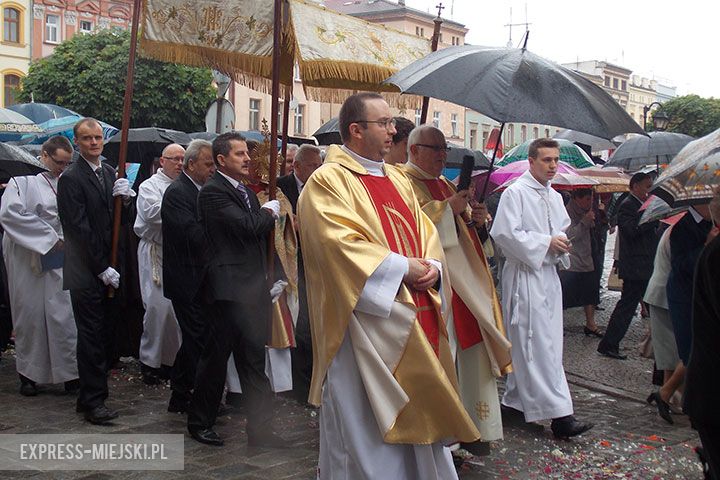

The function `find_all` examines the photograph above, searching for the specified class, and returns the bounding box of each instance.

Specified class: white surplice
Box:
[317,153,457,480]
[133,169,181,368]
[0,173,78,384]
[489,170,574,422]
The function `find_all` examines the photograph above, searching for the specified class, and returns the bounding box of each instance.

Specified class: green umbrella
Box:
[498,138,595,168]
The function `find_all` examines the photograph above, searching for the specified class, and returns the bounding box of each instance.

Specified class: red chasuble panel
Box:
[359,175,441,355]
[421,178,484,349]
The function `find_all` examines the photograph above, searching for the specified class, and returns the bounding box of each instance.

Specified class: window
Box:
[450,113,458,137]
[3,7,19,43]
[3,73,20,107]
[278,101,284,129]
[544,128,550,138]
[481,130,489,149]
[621,80,627,91]
[612,78,618,89]
[45,14,59,43]
[294,104,304,135]
[507,124,515,145]
[414,108,421,125]
[293,63,301,82]
[415,26,424,37]
[249,99,260,131]
[432,111,440,128]
[469,123,477,149]
[532,127,539,139]
[604,76,610,87]
[79,20,93,34]
[521,125,527,142]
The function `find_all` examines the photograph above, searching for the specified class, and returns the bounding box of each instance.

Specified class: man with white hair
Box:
[400,125,511,455]
[278,144,322,212]
[134,143,184,384]
[283,143,299,176]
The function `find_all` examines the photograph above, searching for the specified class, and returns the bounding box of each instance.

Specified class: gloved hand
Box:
[261,200,280,219]
[112,178,136,199]
[98,267,120,289]
[269,280,288,303]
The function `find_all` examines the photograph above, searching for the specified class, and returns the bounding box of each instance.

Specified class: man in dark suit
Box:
[186,132,286,447]
[57,118,136,424]
[598,172,659,359]
[277,144,322,403]
[685,190,720,480]
[161,139,216,413]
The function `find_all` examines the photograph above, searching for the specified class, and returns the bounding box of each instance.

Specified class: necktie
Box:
[95,167,106,194]
[236,184,252,210]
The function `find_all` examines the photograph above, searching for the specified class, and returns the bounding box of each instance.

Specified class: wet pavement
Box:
[0,235,705,479]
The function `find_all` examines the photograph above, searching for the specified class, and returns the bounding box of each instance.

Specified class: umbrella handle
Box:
[479,122,505,202]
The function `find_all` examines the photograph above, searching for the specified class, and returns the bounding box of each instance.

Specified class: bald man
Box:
[134,144,184,384]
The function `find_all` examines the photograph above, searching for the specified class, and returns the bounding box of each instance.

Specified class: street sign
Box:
[205,98,235,134]
[212,70,232,98]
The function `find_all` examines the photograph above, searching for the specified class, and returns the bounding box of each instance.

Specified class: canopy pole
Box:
[419,6,444,124]
[479,122,505,202]
[108,0,142,297]
[280,87,291,176]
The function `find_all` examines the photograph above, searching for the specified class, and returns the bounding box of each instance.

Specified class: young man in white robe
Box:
[133,144,184,384]
[0,136,79,395]
[490,138,594,439]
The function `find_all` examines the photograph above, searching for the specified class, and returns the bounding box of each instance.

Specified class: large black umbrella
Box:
[7,103,79,124]
[604,131,695,172]
[312,117,341,146]
[553,129,620,151]
[0,143,47,182]
[446,145,490,170]
[103,127,192,166]
[383,45,645,197]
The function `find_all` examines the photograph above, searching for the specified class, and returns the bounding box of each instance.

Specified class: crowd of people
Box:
[0,92,717,479]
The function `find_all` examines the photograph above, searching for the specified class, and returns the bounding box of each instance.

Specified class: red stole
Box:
[421,178,484,349]
[359,175,441,355]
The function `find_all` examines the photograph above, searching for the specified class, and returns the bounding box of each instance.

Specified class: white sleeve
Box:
[0,177,58,255]
[133,181,164,243]
[355,252,408,318]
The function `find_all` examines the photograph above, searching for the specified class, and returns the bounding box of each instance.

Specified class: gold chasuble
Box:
[400,163,512,377]
[298,145,479,444]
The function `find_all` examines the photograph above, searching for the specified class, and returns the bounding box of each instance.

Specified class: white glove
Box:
[98,267,120,289]
[269,280,288,303]
[261,200,280,219]
[112,178,136,199]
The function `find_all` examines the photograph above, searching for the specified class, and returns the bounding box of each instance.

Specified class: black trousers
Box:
[699,427,720,480]
[187,300,272,434]
[70,285,116,409]
[291,263,312,404]
[599,278,649,352]
[170,299,207,402]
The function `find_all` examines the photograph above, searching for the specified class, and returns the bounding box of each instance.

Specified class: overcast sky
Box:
[407,0,718,98]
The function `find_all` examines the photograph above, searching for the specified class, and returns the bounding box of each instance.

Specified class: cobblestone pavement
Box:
[0,237,704,479]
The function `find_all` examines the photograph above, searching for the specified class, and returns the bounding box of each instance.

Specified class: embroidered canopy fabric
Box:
[140,0,429,105]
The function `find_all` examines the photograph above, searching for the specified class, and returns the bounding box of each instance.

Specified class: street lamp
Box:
[642,101,670,132]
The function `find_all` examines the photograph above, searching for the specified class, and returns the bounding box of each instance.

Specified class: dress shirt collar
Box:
[341,145,385,177]
[82,156,102,173]
[293,172,304,192]
[217,170,241,189]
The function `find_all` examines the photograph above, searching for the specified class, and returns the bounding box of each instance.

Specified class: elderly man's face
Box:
[160,144,185,180]
[294,151,322,184]
[285,149,296,174]
[411,130,448,178]
[187,147,216,185]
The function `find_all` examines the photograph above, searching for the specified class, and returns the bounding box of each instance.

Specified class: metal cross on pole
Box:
[419,3,444,124]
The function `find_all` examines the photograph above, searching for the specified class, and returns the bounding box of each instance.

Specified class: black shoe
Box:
[460,440,491,457]
[84,405,119,425]
[188,427,224,446]
[646,392,673,424]
[167,395,190,414]
[500,405,544,433]
[597,346,627,360]
[216,403,233,416]
[141,364,162,385]
[584,326,604,338]
[247,431,289,448]
[551,415,594,440]
[19,382,37,397]
[64,379,80,395]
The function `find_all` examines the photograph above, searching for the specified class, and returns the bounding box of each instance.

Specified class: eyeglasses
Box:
[415,143,451,152]
[44,152,71,167]
[162,156,185,162]
[353,118,397,129]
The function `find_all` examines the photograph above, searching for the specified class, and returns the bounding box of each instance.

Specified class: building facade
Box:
[1,0,31,106]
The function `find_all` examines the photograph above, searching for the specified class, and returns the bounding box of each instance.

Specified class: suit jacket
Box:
[161,173,208,302]
[57,157,119,290]
[616,195,659,281]
[198,172,275,310]
[277,173,300,213]
[666,211,713,308]
[684,234,720,428]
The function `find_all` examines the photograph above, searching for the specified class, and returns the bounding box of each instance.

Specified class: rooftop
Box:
[318,0,466,29]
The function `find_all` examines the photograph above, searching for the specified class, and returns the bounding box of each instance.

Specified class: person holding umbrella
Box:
[490,138,593,439]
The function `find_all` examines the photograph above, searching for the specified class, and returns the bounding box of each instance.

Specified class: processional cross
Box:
[435,2,444,18]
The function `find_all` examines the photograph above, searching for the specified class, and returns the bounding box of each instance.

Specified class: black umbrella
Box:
[0,143,47,182]
[446,145,491,170]
[312,117,341,146]
[604,131,695,172]
[383,45,646,197]
[7,103,79,124]
[103,127,192,166]
[553,129,620,151]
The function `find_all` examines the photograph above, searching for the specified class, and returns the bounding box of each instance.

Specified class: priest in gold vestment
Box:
[298,93,478,480]
[399,125,511,455]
